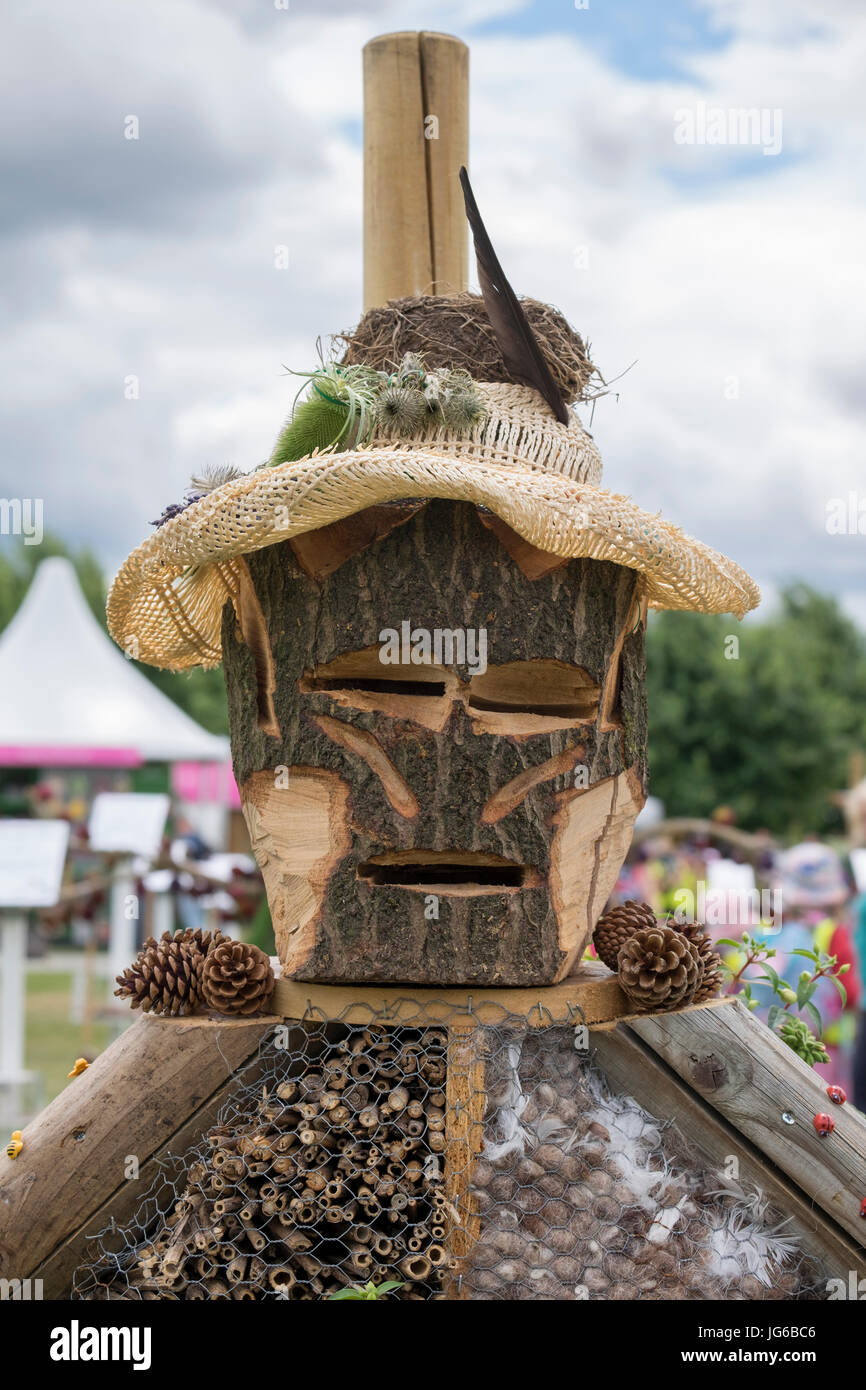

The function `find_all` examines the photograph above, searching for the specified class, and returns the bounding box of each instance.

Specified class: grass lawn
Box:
[25,967,133,1108]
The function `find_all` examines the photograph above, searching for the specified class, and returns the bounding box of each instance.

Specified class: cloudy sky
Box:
[2,0,864,621]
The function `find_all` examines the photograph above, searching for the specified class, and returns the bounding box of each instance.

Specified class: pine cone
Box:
[667,919,724,1004]
[617,925,702,1012]
[174,926,227,955]
[201,940,274,1016]
[114,934,205,1016]
[593,901,658,970]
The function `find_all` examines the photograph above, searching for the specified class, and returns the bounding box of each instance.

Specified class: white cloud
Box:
[1,0,864,619]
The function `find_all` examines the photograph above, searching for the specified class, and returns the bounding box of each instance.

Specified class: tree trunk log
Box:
[223,499,647,985]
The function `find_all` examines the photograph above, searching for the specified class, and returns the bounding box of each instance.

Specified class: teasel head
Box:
[189,464,244,494]
[442,388,485,432]
[394,351,425,384]
[423,378,444,420]
[439,366,473,391]
[375,386,427,436]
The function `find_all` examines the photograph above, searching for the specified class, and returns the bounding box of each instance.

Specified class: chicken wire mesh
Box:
[72,1001,828,1301]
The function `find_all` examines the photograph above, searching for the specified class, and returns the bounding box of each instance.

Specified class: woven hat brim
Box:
[107,447,760,671]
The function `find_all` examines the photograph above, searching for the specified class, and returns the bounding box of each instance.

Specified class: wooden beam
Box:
[0,1012,278,1284]
[271,961,736,1029]
[444,1019,486,1299]
[594,1025,866,1281]
[363,31,468,308]
[631,998,866,1248]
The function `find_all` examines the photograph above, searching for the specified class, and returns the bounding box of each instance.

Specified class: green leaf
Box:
[803,1000,823,1035]
[791,948,819,962]
[831,975,849,1007]
[326,1278,406,1301]
[796,975,817,1008]
[760,964,780,989]
[767,1004,782,1032]
[716,939,742,951]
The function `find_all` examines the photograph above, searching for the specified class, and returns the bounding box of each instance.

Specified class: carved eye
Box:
[300,647,457,731]
[467,660,600,734]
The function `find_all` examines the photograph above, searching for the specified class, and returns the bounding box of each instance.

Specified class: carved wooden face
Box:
[223,500,647,986]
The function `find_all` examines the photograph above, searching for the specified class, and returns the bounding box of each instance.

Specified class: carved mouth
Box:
[357,850,533,895]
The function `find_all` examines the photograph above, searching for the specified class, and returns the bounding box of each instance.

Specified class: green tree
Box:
[646,586,866,835]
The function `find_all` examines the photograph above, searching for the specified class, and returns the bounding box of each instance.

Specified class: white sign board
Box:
[0,819,70,908]
[89,792,170,859]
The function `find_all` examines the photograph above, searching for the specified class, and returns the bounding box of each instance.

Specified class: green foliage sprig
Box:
[646,590,866,836]
[326,1279,405,1301]
[270,352,486,466]
[718,932,850,1067]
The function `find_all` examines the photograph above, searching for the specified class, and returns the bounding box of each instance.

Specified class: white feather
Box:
[483,1041,532,1161]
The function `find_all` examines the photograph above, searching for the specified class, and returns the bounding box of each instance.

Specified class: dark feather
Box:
[459,166,569,424]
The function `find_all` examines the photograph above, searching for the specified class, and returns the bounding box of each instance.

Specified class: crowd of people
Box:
[611,822,866,1107]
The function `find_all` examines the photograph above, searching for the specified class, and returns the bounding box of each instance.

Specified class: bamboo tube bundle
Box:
[76,1017,493,1301]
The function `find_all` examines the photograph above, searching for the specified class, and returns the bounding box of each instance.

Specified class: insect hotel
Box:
[3,32,865,1303]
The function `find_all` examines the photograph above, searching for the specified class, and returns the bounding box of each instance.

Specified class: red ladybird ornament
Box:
[813,1112,835,1138]
[860,1198,866,1219]
[826,1084,847,1105]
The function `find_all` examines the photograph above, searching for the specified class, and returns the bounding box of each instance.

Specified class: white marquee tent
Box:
[0,557,228,766]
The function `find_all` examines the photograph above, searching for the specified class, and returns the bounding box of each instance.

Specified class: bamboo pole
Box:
[362,31,469,309]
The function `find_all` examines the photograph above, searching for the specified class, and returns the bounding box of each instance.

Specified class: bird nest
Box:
[338,293,599,404]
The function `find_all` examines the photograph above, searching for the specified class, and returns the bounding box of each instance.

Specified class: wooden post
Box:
[363,31,469,309]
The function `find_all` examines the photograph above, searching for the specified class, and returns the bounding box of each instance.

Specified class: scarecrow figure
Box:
[108,172,758,987]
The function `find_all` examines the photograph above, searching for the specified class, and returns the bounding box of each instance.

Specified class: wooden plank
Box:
[418,32,469,295]
[363,32,433,308]
[0,1011,278,1282]
[594,1025,865,1281]
[631,998,866,1247]
[271,960,736,1028]
[444,1018,486,1299]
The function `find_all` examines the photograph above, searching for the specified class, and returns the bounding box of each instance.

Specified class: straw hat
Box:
[106,171,759,671]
